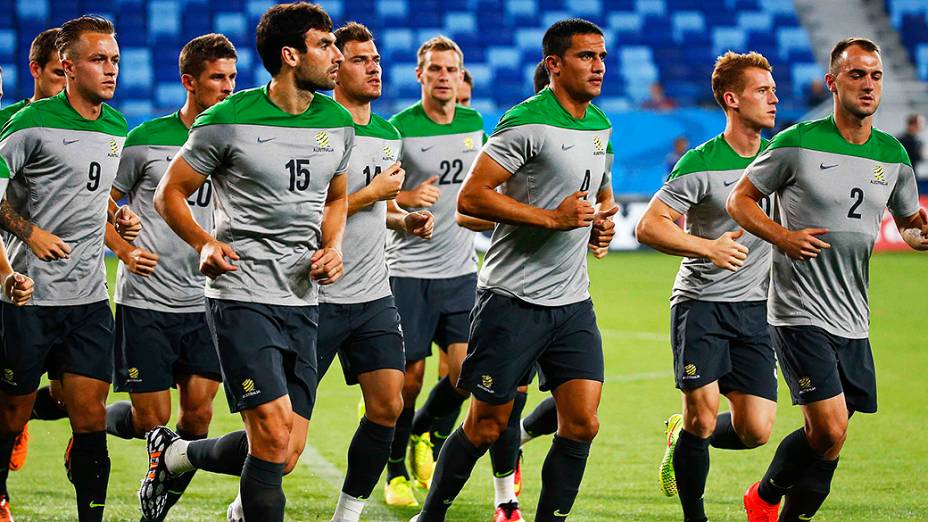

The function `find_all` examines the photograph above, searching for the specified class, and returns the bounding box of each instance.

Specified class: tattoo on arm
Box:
[0,199,34,241]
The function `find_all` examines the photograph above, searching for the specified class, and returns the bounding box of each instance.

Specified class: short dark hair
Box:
[256,2,333,76]
[30,28,61,68]
[179,33,237,78]
[533,60,549,93]
[829,37,880,76]
[542,18,603,58]
[462,68,473,86]
[56,15,116,58]
[334,22,373,52]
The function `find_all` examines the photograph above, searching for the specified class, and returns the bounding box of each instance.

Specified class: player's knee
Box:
[401,380,422,404]
[366,394,404,426]
[133,408,169,433]
[178,402,213,434]
[560,414,599,442]
[808,422,847,455]
[469,416,507,446]
[737,417,774,448]
[68,399,108,432]
[684,411,717,439]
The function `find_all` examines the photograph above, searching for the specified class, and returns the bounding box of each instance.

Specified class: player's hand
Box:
[708,229,749,271]
[404,210,434,240]
[549,192,596,230]
[199,239,239,279]
[310,247,343,285]
[121,247,159,277]
[115,205,142,242]
[3,272,34,306]
[27,227,71,261]
[588,244,609,259]
[901,207,928,251]
[369,162,405,201]
[778,228,831,261]
[397,176,440,208]
[589,205,618,248]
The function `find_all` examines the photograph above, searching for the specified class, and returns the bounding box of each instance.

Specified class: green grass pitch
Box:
[6,251,927,520]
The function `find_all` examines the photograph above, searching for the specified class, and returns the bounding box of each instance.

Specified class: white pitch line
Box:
[299,444,402,521]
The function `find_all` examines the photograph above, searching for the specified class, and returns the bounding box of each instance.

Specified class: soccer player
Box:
[314,22,434,521]
[455,68,473,107]
[0,28,65,124]
[729,38,928,521]
[635,51,779,522]
[410,18,617,522]
[383,35,488,503]
[102,33,237,519]
[140,4,351,522]
[0,15,127,522]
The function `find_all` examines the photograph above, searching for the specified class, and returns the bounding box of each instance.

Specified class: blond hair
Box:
[711,51,773,109]
[416,35,463,69]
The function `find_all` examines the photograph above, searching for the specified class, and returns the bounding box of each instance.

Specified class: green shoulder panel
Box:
[606,140,613,154]
[493,87,611,134]
[194,87,353,130]
[1,91,126,140]
[355,113,401,140]
[124,112,188,148]
[389,102,484,138]
[768,116,910,166]
[667,148,707,181]
[670,134,770,180]
[0,154,9,179]
[191,88,250,128]
[0,100,30,128]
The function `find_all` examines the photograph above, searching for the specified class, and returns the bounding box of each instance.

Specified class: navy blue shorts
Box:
[670,300,777,402]
[390,274,477,362]
[458,291,604,405]
[317,296,406,386]
[772,325,876,413]
[114,304,221,393]
[0,301,114,394]
[206,298,319,419]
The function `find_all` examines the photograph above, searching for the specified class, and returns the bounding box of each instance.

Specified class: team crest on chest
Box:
[314,130,335,153]
[592,136,605,156]
[107,137,121,158]
[383,144,396,161]
[870,164,888,186]
[462,136,476,153]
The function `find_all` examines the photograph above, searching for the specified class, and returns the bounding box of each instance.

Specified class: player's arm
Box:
[106,187,159,276]
[311,173,348,285]
[455,211,494,231]
[107,194,142,242]
[589,186,618,258]
[386,199,433,239]
[637,197,747,271]
[458,152,594,230]
[0,198,71,261]
[895,208,928,251]
[155,155,238,279]
[0,240,33,306]
[726,177,830,261]
[396,175,440,209]
[348,162,405,216]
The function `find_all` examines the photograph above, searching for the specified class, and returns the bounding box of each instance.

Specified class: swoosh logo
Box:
[723,179,738,186]
[494,470,514,478]
[798,516,813,521]
[63,138,80,145]
[257,137,275,143]
[442,499,453,505]
[562,144,576,151]
[165,156,173,162]
[820,163,838,170]
[89,502,105,508]
[420,145,435,152]
[554,509,569,517]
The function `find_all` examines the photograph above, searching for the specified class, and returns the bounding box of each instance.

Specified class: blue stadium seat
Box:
[671,11,704,42]
[791,62,822,96]
[389,63,419,88]
[636,0,667,16]
[776,26,810,60]
[0,64,16,98]
[917,44,928,81]
[0,30,14,61]
[120,48,153,91]
[514,28,545,51]
[445,12,476,34]
[149,0,180,39]
[377,0,407,20]
[608,12,643,33]
[505,0,537,19]
[737,11,772,31]
[569,0,601,18]
[712,27,747,55]
[155,82,185,107]
[214,12,247,43]
[16,0,48,21]
[487,47,520,69]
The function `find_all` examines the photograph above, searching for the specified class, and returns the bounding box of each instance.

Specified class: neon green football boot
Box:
[659,413,684,496]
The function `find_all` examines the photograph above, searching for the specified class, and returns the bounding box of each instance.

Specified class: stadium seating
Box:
[0,0,821,119]
[886,0,928,82]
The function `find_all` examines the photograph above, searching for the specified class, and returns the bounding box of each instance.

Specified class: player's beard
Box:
[294,65,336,94]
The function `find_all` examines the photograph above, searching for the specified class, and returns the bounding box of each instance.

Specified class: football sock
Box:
[709,411,748,450]
[387,407,414,481]
[419,427,489,521]
[536,435,591,522]
[105,401,139,440]
[673,429,711,522]
[343,417,394,499]
[757,428,817,505]
[522,396,558,442]
[412,377,468,435]
[184,430,249,476]
[69,431,110,522]
[430,406,461,461]
[0,431,16,497]
[240,455,285,522]
[779,457,838,521]
[489,391,527,483]
[331,491,366,522]
[30,385,68,420]
[159,428,208,516]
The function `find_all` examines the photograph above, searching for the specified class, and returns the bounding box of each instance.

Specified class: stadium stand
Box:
[886,0,928,82]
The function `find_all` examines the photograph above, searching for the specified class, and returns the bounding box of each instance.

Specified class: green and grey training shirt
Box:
[0,99,30,128]
[745,115,920,338]
[0,90,127,305]
[386,102,484,279]
[114,112,212,313]
[480,87,612,306]
[180,85,354,306]
[657,134,772,305]
[319,113,402,304]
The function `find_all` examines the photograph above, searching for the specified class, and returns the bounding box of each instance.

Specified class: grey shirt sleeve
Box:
[181,124,231,177]
[335,127,355,175]
[888,164,920,217]
[656,172,708,215]
[0,127,42,180]
[483,126,543,174]
[113,146,147,194]
[600,151,613,192]
[746,147,797,196]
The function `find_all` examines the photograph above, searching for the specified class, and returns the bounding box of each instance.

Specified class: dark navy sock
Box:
[419,428,489,521]
[69,431,110,522]
[757,428,817,505]
[412,377,468,435]
[343,417,395,499]
[187,430,249,476]
[523,396,558,438]
[387,407,414,481]
[673,429,711,522]
[489,392,527,477]
[105,401,139,440]
[535,435,591,522]
[779,457,839,521]
[240,455,285,522]
[709,411,748,450]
